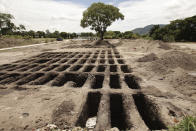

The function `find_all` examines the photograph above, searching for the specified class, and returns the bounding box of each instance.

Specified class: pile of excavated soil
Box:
[150,51,196,74]
[118,39,168,54]
[148,51,196,99]
[91,40,115,47]
[94,40,109,45]
[158,42,172,50]
[165,68,196,98]
[67,40,92,45]
[137,53,158,62]
[108,39,124,47]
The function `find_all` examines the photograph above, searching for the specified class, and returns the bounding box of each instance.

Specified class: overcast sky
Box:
[0,0,196,32]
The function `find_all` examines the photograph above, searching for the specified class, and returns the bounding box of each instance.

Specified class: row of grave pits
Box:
[12,58,125,65]
[34,50,121,58]
[0,49,168,130]
[26,53,122,62]
[65,45,115,48]
[0,58,125,71]
[0,72,139,89]
[76,92,167,130]
[0,64,131,73]
[31,54,123,60]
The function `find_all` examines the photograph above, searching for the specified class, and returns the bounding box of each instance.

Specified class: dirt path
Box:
[0,40,71,51]
[0,39,195,131]
[0,43,50,51]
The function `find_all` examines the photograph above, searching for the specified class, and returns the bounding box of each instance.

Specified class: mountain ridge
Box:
[132,24,166,35]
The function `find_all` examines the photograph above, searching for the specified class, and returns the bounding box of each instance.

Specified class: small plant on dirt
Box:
[169,116,196,131]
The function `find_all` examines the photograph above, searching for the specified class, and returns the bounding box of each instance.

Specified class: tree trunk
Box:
[100,32,104,40]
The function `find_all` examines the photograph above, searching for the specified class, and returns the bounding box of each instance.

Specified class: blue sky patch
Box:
[54,0,138,6]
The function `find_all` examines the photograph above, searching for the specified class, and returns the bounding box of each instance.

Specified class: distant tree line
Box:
[0,12,141,40]
[22,30,79,39]
[149,15,196,42]
[0,13,25,36]
[2,12,196,42]
[0,12,93,39]
[104,31,140,39]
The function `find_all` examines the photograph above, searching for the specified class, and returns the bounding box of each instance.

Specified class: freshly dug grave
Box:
[0,39,196,131]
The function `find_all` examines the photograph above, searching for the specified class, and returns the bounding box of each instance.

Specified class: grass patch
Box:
[0,35,56,49]
[169,116,196,131]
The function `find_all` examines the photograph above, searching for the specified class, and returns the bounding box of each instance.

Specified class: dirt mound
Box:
[166,68,196,97]
[69,40,92,45]
[92,40,114,47]
[94,40,108,45]
[119,39,167,53]
[174,73,196,88]
[69,40,77,44]
[151,51,196,74]
[159,42,172,50]
[137,53,158,62]
[108,39,124,47]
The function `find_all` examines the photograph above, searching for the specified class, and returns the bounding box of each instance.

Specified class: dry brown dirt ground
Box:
[0,39,195,131]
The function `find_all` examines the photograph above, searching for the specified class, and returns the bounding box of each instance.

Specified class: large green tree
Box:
[0,13,15,35]
[81,2,124,40]
[0,13,27,36]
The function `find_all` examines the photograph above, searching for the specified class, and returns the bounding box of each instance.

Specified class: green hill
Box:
[132,24,166,35]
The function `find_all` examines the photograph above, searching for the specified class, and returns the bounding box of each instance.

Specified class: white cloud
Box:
[0,0,196,32]
[0,0,89,32]
[109,0,196,31]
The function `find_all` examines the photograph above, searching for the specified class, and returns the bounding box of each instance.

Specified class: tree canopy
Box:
[0,13,27,36]
[0,13,15,35]
[81,2,124,40]
[149,15,196,42]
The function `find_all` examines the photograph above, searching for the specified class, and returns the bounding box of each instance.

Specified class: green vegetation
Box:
[0,13,15,36]
[81,2,124,40]
[2,11,195,43]
[0,11,140,41]
[169,116,196,131]
[0,12,84,39]
[149,15,196,42]
[132,24,166,35]
[104,31,140,39]
[0,35,55,49]
[80,32,95,38]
